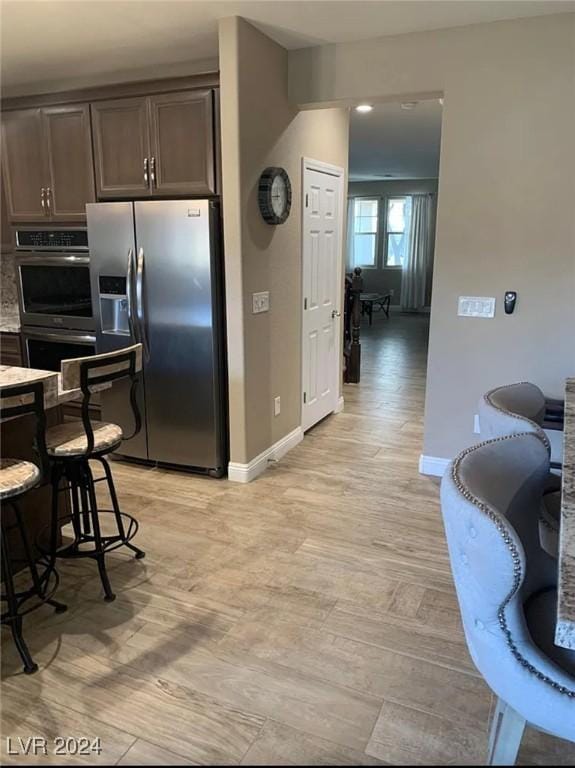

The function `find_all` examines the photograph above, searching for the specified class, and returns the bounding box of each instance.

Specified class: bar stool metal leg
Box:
[82,461,116,602]
[98,456,145,560]
[1,526,38,674]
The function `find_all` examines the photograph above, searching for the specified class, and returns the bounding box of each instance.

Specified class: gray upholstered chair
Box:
[440,432,574,765]
[479,382,563,466]
[479,383,561,558]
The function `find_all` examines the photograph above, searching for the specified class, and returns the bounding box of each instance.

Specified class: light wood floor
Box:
[2,313,574,765]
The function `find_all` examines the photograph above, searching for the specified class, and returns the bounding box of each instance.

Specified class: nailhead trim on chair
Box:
[452,433,575,698]
[483,384,551,452]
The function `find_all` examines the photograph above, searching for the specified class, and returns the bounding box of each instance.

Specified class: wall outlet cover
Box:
[474,414,481,434]
[457,296,495,318]
[252,291,270,314]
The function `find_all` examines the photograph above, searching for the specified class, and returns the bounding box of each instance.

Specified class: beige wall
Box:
[219,17,349,465]
[348,179,438,303]
[291,13,575,460]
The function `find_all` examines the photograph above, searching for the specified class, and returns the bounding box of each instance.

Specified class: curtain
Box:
[346,197,355,270]
[401,194,434,311]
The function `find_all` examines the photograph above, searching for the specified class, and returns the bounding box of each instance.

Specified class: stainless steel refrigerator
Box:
[86,200,227,476]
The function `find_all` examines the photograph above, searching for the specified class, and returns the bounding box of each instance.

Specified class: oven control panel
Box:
[16,229,89,250]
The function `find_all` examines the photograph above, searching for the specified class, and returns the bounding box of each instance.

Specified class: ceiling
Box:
[1,0,573,96]
[349,99,442,181]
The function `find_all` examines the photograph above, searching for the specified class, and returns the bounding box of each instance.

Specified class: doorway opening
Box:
[344,98,443,418]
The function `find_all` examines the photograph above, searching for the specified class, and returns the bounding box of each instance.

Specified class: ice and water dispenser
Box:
[99,276,130,335]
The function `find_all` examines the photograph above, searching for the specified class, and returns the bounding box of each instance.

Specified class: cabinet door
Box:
[1,162,13,251]
[149,90,215,196]
[1,109,48,221]
[91,97,151,198]
[43,104,96,221]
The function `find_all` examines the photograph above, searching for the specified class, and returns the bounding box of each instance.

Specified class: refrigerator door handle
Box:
[126,247,137,341]
[136,246,150,360]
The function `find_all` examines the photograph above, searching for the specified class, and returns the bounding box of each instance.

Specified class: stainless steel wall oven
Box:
[15,228,94,332]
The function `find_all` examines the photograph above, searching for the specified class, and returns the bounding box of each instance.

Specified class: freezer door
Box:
[134,200,224,470]
[86,202,149,460]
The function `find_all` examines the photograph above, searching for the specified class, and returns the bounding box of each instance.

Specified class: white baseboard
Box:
[419,454,451,478]
[334,395,345,413]
[228,426,304,483]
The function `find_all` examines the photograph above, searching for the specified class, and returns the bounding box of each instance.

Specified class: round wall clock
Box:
[258,167,292,225]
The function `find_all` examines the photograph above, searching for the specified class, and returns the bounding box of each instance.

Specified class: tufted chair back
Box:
[479,382,548,447]
[440,432,575,741]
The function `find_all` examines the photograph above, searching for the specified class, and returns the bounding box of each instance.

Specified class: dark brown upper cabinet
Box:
[42,105,96,221]
[91,89,216,199]
[149,90,215,196]
[91,97,150,198]
[1,109,47,222]
[1,104,95,223]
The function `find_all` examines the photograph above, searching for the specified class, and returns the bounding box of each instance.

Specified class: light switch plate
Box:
[252,291,270,314]
[274,396,281,416]
[458,296,496,318]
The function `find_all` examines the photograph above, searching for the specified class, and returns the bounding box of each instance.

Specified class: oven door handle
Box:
[136,247,150,361]
[23,331,96,344]
[126,247,137,341]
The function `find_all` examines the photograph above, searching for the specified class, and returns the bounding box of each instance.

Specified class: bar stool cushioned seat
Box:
[0,458,40,499]
[524,588,575,678]
[46,421,123,457]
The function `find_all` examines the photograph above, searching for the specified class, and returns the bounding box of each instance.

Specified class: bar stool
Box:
[1,380,67,674]
[44,344,145,603]
[479,382,562,558]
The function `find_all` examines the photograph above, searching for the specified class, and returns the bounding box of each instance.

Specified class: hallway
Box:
[2,315,572,765]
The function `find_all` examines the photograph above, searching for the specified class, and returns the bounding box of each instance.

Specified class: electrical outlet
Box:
[252,291,270,314]
[274,396,281,416]
[474,414,481,434]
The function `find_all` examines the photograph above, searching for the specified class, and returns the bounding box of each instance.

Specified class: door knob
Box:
[331,310,341,318]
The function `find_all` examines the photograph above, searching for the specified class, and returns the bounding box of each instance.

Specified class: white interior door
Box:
[302,160,343,432]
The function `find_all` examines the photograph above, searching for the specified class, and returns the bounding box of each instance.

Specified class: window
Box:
[352,198,379,267]
[385,197,412,268]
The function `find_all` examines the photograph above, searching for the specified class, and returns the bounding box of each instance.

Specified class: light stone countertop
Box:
[0,365,109,409]
[556,378,575,650]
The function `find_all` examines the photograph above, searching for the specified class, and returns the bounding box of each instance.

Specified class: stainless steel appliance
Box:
[22,328,96,371]
[15,228,94,332]
[86,200,227,476]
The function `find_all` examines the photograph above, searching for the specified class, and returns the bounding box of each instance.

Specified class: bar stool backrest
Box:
[479,382,549,452]
[0,380,48,477]
[60,343,143,457]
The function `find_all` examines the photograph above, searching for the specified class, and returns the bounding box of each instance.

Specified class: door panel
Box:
[1,109,48,222]
[134,200,221,469]
[149,90,216,196]
[302,166,342,431]
[86,202,148,460]
[43,105,95,221]
[91,98,150,198]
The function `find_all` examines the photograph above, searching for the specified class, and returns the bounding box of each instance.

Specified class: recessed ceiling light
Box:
[355,104,373,113]
[400,101,418,110]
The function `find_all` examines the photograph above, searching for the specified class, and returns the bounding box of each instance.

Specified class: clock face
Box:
[271,175,288,218]
[258,167,291,225]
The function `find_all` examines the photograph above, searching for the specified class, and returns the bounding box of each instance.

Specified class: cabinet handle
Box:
[143,158,149,186]
[41,188,46,214]
[46,187,52,214]
[150,156,156,189]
